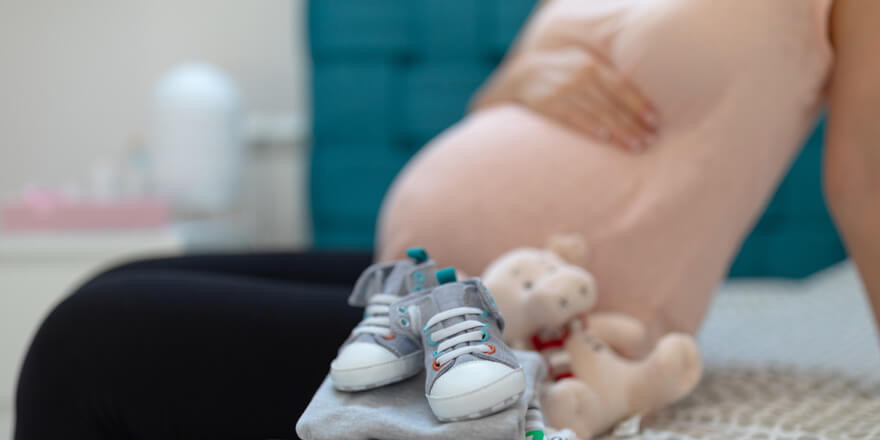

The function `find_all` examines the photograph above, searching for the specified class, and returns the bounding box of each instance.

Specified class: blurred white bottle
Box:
[149,63,243,214]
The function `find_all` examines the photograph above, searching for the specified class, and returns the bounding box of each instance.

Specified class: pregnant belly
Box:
[379,105,742,340]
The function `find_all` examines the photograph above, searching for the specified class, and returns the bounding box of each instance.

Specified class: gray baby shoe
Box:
[389,268,527,421]
[330,247,439,391]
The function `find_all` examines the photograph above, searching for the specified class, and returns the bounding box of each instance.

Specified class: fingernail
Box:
[643,111,659,129]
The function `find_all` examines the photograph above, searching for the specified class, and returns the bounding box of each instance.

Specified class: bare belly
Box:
[378,105,746,341]
[378,0,828,346]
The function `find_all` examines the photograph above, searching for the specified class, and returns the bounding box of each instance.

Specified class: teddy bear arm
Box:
[589,313,647,359]
[541,378,601,439]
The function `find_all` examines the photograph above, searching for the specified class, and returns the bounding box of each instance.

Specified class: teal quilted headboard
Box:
[308,0,845,278]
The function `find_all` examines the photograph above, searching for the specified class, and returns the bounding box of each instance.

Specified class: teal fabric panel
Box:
[400,62,493,145]
[308,1,845,277]
[310,0,411,54]
[727,119,846,277]
[486,0,536,53]
[313,63,395,144]
[411,1,484,58]
[311,141,413,249]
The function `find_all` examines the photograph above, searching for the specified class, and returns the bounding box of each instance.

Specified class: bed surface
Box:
[614,262,880,440]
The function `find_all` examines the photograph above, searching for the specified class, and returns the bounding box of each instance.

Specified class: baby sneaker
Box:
[389,268,527,421]
[330,247,438,391]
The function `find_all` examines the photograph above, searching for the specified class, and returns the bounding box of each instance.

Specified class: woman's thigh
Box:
[97,250,374,286]
[15,264,362,439]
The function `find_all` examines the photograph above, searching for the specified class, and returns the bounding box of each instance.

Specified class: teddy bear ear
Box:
[545,233,588,264]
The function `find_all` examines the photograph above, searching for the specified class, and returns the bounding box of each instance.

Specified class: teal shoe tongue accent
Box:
[435,267,457,285]
[406,247,429,263]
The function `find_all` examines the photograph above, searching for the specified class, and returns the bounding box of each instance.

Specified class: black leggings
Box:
[14,251,372,440]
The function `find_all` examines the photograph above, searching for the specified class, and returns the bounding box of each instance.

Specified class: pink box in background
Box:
[1,190,170,231]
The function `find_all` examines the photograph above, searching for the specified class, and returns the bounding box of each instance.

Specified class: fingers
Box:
[516,46,662,151]
[553,97,608,141]
[587,63,659,151]
[531,49,619,143]
[572,87,647,151]
[596,64,660,131]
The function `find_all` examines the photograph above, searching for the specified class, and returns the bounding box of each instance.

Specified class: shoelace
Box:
[351,294,398,338]
[424,306,493,367]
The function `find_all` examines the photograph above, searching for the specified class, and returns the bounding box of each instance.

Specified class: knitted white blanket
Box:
[607,262,880,440]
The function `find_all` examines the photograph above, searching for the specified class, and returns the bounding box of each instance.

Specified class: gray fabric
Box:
[366,331,421,359]
[342,259,438,356]
[390,259,440,296]
[348,259,438,307]
[348,261,396,307]
[296,350,547,440]
[389,278,519,394]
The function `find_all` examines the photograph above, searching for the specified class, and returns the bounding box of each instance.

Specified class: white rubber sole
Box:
[330,351,422,392]
[427,367,527,421]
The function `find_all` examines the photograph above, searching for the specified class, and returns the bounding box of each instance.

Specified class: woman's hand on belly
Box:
[470,44,660,152]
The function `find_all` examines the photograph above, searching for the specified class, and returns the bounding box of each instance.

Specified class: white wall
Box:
[0,4,310,435]
[0,0,308,197]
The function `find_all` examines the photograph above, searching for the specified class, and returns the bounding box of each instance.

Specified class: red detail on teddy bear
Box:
[531,328,570,351]
[529,314,589,350]
[530,314,589,382]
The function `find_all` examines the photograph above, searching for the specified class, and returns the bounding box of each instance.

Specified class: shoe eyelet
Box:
[400,317,409,327]
[432,351,439,357]
[384,333,396,341]
[426,333,439,347]
[485,344,496,355]
[432,359,444,371]
[413,271,426,283]
[480,310,489,318]
[398,306,408,314]
[480,327,489,342]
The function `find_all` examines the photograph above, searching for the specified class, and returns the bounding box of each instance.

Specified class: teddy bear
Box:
[481,234,702,439]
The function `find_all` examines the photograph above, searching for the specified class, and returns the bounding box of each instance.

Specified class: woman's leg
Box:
[15,252,370,439]
[97,250,373,285]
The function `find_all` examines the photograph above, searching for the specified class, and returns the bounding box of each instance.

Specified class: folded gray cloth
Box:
[296,350,547,440]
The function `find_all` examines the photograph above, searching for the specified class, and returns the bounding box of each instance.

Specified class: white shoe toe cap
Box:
[429,360,514,398]
[331,342,397,371]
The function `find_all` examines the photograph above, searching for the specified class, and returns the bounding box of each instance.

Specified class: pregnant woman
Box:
[379,0,880,352]
[15,0,880,438]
